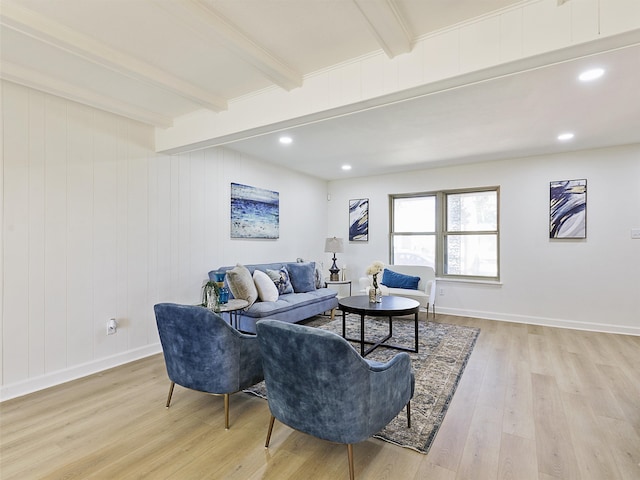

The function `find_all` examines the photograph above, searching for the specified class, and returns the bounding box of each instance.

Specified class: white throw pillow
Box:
[253,269,279,302]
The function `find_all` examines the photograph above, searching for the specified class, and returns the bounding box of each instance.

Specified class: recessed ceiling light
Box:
[341,165,352,171]
[279,136,292,144]
[557,132,574,141]
[578,68,605,82]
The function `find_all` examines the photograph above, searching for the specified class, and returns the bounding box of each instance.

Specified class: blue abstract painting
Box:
[231,183,279,239]
[349,198,369,241]
[549,179,586,239]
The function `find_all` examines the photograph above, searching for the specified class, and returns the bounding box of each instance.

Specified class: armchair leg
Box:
[346,444,355,480]
[265,415,276,448]
[224,393,230,430]
[407,401,411,428]
[165,382,175,408]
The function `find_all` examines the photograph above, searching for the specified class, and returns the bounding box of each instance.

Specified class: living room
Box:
[1,0,639,478]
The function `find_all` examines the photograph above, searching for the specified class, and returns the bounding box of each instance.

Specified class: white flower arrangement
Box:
[366,261,384,288]
[366,261,384,276]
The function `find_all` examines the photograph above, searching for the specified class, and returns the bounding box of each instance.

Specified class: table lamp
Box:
[324,237,344,281]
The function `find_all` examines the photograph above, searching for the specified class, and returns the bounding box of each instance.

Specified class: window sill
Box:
[436,277,502,286]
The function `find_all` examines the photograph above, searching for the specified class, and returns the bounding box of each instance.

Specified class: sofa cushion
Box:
[266,267,294,295]
[287,262,317,293]
[226,264,258,306]
[381,269,420,290]
[242,288,337,318]
[253,269,279,302]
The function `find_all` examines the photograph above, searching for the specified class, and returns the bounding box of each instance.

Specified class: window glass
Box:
[447,191,497,231]
[393,196,435,232]
[445,234,498,277]
[392,235,435,268]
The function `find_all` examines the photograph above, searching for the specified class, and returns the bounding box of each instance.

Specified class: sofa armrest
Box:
[427,279,436,303]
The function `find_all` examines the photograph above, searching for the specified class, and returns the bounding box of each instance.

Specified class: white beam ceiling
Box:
[0,1,228,113]
[353,0,412,58]
[1,61,174,127]
[1,0,639,180]
[155,0,302,92]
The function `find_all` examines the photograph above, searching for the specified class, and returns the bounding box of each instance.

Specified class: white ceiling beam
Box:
[0,2,227,112]
[156,0,302,91]
[353,0,412,58]
[1,61,174,128]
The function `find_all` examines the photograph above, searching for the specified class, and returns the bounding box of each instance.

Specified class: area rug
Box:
[245,314,480,454]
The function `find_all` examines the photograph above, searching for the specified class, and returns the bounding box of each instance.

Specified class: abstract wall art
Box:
[230,183,279,239]
[349,198,369,241]
[549,179,587,239]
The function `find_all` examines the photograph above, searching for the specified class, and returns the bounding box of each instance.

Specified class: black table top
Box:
[338,295,420,316]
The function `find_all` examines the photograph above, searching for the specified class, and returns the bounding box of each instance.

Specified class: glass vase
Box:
[218,286,229,304]
[376,290,382,303]
[206,288,217,310]
[368,287,377,303]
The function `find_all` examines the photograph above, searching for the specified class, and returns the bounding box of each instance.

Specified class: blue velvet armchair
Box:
[256,319,414,480]
[154,303,264,429]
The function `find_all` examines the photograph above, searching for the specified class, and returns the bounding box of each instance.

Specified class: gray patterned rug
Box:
[245,314,480,454]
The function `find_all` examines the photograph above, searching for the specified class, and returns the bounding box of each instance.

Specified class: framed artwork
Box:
[549,179,587,239]
[230,183,279,239]
[349,198,369,241]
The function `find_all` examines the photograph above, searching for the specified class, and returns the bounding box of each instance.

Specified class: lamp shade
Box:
[324,237,344,253]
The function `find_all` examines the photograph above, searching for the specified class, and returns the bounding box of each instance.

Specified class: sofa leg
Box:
[330,308,335,320]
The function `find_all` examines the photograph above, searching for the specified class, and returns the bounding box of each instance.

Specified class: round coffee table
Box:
[338,295,420,356]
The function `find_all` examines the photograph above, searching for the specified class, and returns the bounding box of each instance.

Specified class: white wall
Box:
[328,144,640,335]
[1,81,328,400]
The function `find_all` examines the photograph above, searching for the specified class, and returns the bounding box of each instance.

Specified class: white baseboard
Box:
[0,343,163,402]
[435,307,640,336]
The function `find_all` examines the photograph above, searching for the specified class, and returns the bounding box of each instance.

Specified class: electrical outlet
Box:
[631,228,640,239]
[107,318,118,335]
[439,288,445,296]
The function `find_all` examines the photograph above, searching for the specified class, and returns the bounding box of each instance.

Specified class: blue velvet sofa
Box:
[209,262,339,333]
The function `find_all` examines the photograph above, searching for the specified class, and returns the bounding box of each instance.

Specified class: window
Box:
[390,187,499,280]
[390,196,436,268]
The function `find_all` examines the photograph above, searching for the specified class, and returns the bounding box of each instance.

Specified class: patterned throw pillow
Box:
[314,265,323,289]
[266,266,294,295]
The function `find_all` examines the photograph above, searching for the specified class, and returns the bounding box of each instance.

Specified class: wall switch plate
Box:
[632,228,640,239]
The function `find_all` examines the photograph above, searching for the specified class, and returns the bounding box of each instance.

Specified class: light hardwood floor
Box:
[1,315,639,479]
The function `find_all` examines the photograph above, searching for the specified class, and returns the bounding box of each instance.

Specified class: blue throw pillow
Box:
[286,262,317,293]
[381,269,420,290]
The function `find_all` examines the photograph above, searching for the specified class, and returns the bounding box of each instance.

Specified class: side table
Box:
[215,299,249,329]
[324,279,352,298]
